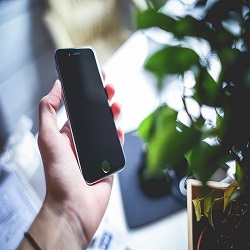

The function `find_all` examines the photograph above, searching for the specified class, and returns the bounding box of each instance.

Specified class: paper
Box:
[0,168,41,250]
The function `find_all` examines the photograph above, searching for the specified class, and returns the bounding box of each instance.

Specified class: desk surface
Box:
[32,30,188,250]
[103,30,188,250]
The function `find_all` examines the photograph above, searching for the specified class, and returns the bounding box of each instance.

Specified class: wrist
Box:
[46,197,89,248]
[19,196,88,249]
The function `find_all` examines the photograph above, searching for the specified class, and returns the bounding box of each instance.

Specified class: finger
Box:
[117,127,124,145]
[110,102,121,120]
[98,174,114,186]
[60,120,72,139]
[60,120,78,158]
[105,83,115,101]
[101,70,106,80]
[39,80,62,132]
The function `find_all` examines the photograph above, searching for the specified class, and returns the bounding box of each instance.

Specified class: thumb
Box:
[39,80,62,133]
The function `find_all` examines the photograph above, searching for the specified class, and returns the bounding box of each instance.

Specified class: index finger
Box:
[105,83,115,100]
[101,70,106,80]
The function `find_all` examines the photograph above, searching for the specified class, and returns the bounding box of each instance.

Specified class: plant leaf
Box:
[193,66,222,107]
[223,180,239,211]
[188,141,230,184]
[192,198,202,221]
[235,161,244,189]
[145,0,166,10]
[137,9,176,31]
[145,46,200,78]
[143,106,201,175]
[203,193,215,228]
[204,194,213,217]
[137,10,213,42]
[206,202,215,229]
[137,109,158,142]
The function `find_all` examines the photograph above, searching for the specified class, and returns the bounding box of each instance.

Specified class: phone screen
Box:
[54,48,125,184]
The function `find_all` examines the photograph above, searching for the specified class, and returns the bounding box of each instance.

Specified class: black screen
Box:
[55,48,125,183]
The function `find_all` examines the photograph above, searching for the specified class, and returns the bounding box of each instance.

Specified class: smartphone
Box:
[54,47,125,184]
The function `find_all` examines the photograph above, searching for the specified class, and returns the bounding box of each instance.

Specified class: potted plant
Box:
[135,0,250,248]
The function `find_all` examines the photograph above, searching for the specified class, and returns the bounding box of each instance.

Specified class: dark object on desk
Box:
[138,149,188,198]
[119,131,186,229]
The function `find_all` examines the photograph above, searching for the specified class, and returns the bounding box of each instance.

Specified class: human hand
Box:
[18,78,124,249]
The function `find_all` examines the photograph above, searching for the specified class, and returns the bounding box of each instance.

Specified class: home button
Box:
[102,161,110,173]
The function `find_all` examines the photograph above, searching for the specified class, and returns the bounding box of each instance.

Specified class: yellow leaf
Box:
[192,199,202,221]
[223,180,239,212]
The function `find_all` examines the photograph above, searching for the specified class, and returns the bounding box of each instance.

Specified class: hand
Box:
[18,78,124,249]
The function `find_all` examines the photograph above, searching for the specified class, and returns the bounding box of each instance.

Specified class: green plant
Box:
[137,0,250,193]
[136,0,250,247]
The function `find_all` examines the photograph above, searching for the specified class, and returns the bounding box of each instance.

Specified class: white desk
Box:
[32,30,188,250]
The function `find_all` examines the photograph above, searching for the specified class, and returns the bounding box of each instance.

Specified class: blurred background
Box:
[0,0,137,152]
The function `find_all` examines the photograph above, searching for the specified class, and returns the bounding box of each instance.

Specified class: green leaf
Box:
[214,108,225,137]
[235,161,244,188]
[137,9,176,32]
[219,48,241,72]
[137,10,213,42]
[204,194,215,228]
[192,198,202,221]
[145,46,200,78]
[173,15,210,40]
[137,110,157,142]
[137,104,177,142]
[194,67,223,107]
[206,202,215,229]
[188,141,229,184]
[223,180,239,211]
[204,194,213,217]
[145,0,166,10]
[144,108,201,175]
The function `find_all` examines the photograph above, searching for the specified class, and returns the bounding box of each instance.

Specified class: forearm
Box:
[18,199,88,250]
